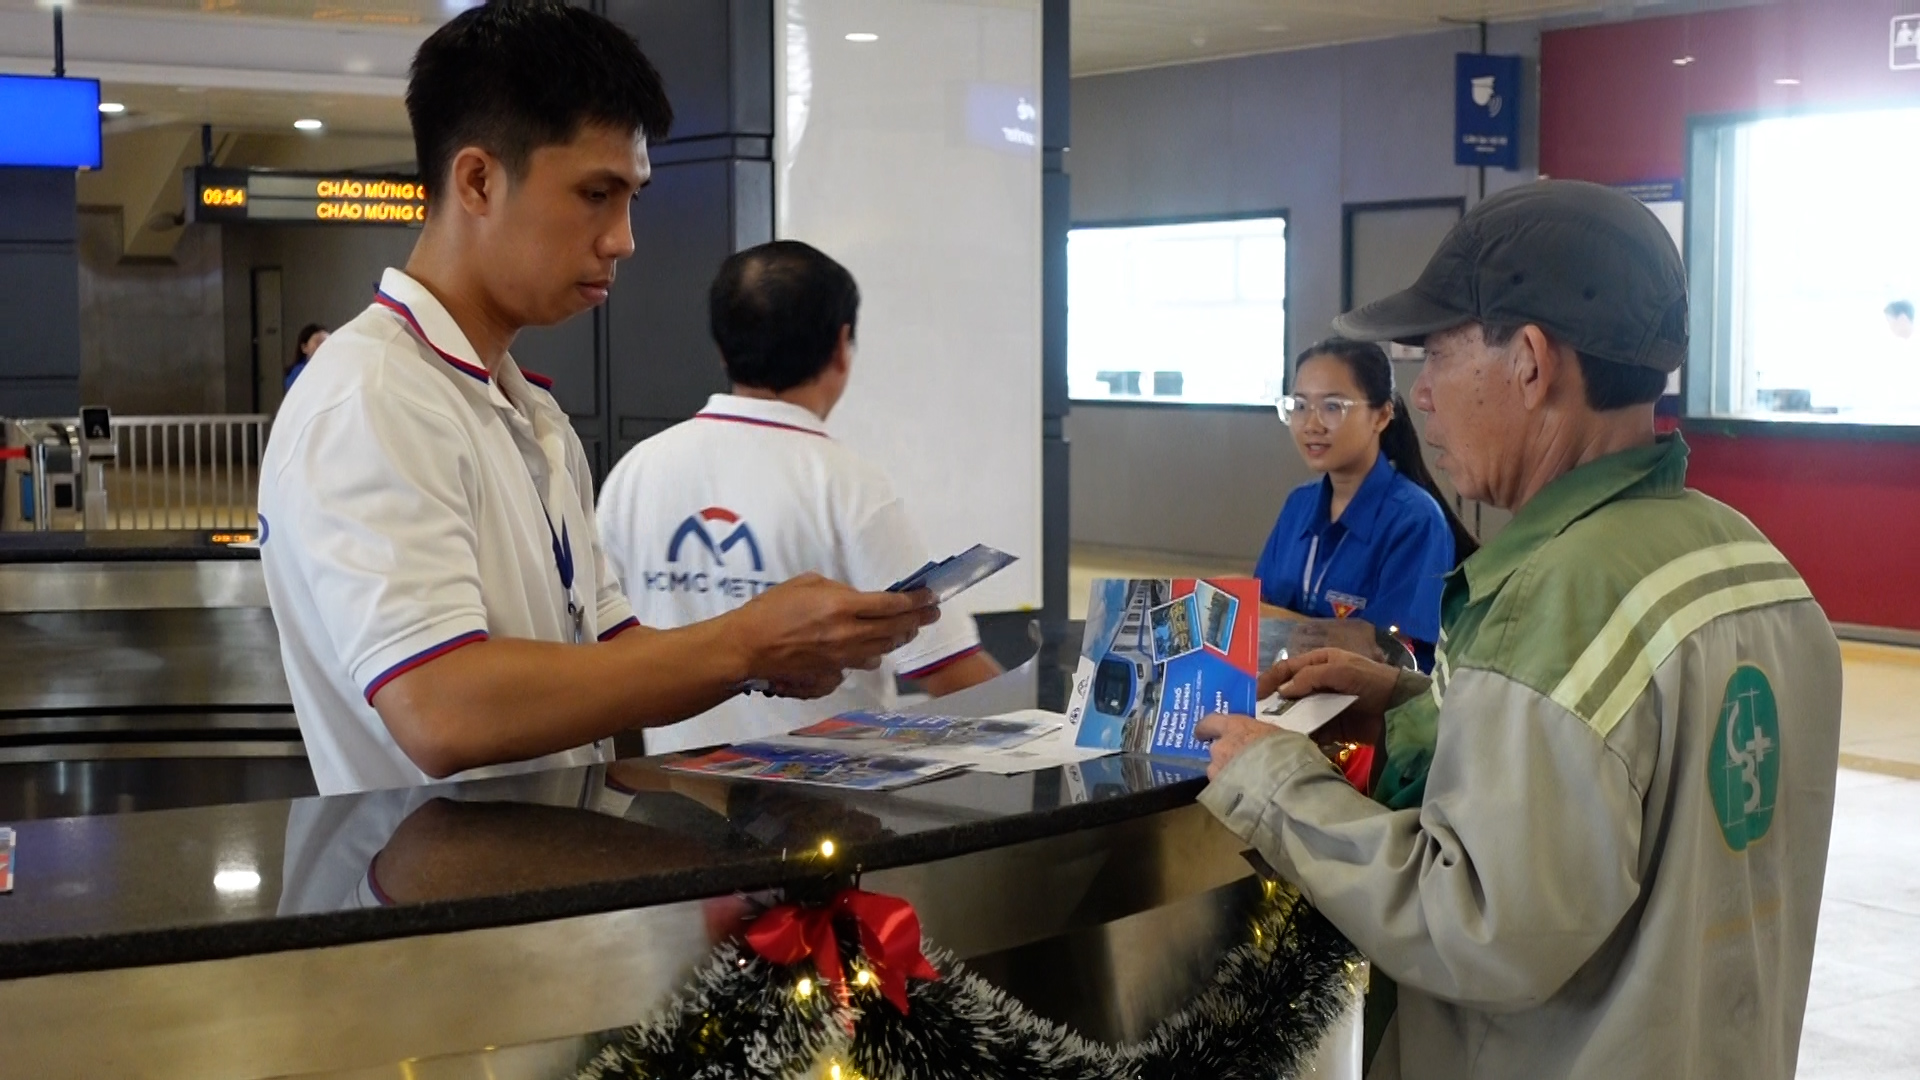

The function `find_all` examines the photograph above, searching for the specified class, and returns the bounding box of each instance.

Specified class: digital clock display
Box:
[186,167,428,228]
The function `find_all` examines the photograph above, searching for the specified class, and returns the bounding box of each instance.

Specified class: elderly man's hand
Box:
[1260,647,1401,752]
[1259,647,1404,711]
[1194,712,1284,781]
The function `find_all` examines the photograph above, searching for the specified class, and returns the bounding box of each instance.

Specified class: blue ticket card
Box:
[887,544,1017,603]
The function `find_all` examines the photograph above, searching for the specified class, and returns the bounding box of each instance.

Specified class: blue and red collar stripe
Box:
[597,615,640,642]
[373,290,492,385]
[363,630,489,703]
[694,412,828,438]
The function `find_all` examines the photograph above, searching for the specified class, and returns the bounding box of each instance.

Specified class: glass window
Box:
[1068,215,1287,406]
[1690,107,1920,426]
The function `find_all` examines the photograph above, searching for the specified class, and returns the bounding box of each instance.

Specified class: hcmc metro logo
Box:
[667,507,765,572]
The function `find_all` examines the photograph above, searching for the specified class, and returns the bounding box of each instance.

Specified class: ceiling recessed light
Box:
[1775,77,1801,86]
[98,102,125,114]
[293,118,324,131]
[1673,56,1695,66]
[844,32,877,43]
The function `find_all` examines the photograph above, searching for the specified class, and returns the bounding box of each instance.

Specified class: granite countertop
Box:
[0,530,260,563]
[0,752,1206,982]
[0,612,1406,982]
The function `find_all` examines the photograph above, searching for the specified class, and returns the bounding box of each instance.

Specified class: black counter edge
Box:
[0,546,260,564]
[0,776,1209,983]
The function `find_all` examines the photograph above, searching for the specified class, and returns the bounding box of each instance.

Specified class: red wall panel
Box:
[1687,431,1920,630]
[1541,1,1920,630]
[1542,2,1920,183]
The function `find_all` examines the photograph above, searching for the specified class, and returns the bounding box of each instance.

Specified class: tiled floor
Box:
[1800,769,1920,1078]
[1069,543,1920,1078]
[1838,642,1920,778]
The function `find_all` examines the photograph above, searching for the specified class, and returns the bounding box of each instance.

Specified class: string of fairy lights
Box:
[571,838,1363,1080]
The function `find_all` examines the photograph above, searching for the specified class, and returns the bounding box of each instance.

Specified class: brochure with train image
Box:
[783,711,1058,752]
[663,741,963,791]
[1066,577,1262,760]
[663,711,1073,789]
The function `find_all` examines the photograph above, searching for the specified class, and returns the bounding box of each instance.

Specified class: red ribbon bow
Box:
[743,888,939,1014]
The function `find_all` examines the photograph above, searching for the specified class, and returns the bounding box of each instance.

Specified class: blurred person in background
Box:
[285,324,330,392]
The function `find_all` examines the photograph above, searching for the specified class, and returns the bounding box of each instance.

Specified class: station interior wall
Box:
[1540,0,1920,632]
[70,216,414,418]
[220,223,418,414]
[1064,22,1543,562]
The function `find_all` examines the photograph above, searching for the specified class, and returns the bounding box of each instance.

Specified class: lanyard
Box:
[379,291,585,644]
[1300,530,1347,611]
[545,510,583,645]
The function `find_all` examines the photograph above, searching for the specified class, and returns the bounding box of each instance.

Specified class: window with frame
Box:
[1067,215,1288,406]
[1689,107,1920,426]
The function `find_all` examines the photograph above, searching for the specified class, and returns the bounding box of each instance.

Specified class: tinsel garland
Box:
[573,883,1359,1080]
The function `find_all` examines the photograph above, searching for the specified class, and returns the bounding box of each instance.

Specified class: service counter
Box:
[0,548,1378,1079]
[0,749,1360,1079]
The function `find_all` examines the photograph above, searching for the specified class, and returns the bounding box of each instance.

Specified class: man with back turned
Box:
[1198,180,1843,1079]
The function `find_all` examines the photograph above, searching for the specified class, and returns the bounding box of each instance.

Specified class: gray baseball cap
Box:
[1332,180,1689,373]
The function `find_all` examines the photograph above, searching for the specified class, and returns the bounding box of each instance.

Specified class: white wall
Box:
[775,0,1044,613]
[1066,24,1544,560]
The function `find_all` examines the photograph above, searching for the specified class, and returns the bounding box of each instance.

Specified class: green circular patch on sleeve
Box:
[1709,664,1781,852]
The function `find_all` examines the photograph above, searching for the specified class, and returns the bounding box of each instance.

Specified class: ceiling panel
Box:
[98,83,411,136]
[4,0,1666,136]
[1072,0,1639,75]
[0,0,462,26]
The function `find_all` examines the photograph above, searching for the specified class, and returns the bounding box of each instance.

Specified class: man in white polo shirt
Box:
[600,241,1002,753]
[258,1,935,794]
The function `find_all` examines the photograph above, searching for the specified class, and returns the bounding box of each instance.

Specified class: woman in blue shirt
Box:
[284,324,330,392]
[1254,338,1478,669]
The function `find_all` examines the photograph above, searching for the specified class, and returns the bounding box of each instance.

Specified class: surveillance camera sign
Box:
[1456,54,1523,170]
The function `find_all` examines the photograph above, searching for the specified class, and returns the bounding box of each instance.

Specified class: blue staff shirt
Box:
[1254,452,1455,653]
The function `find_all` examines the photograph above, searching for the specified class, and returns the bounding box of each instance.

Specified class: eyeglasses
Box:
[1277,395,1362,427]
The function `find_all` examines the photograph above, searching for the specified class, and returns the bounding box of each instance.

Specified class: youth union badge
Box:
[1326,591,1367,620]
[1709,665,1781,852]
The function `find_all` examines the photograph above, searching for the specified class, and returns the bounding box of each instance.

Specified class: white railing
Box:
[102,415,270,531]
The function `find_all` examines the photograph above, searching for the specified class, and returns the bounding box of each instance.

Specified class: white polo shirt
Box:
[598,394,984,754]
[259,268,638,795]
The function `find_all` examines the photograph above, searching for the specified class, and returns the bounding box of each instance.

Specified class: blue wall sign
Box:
[1455,54,1522,170]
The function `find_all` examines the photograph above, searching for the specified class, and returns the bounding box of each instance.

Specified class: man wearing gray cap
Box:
[1196,180,1842,1079]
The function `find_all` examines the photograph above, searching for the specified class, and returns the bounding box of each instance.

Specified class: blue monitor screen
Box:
[0,75,102,169]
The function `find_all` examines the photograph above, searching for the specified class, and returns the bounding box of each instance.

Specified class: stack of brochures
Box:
[664,710,1090,791]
